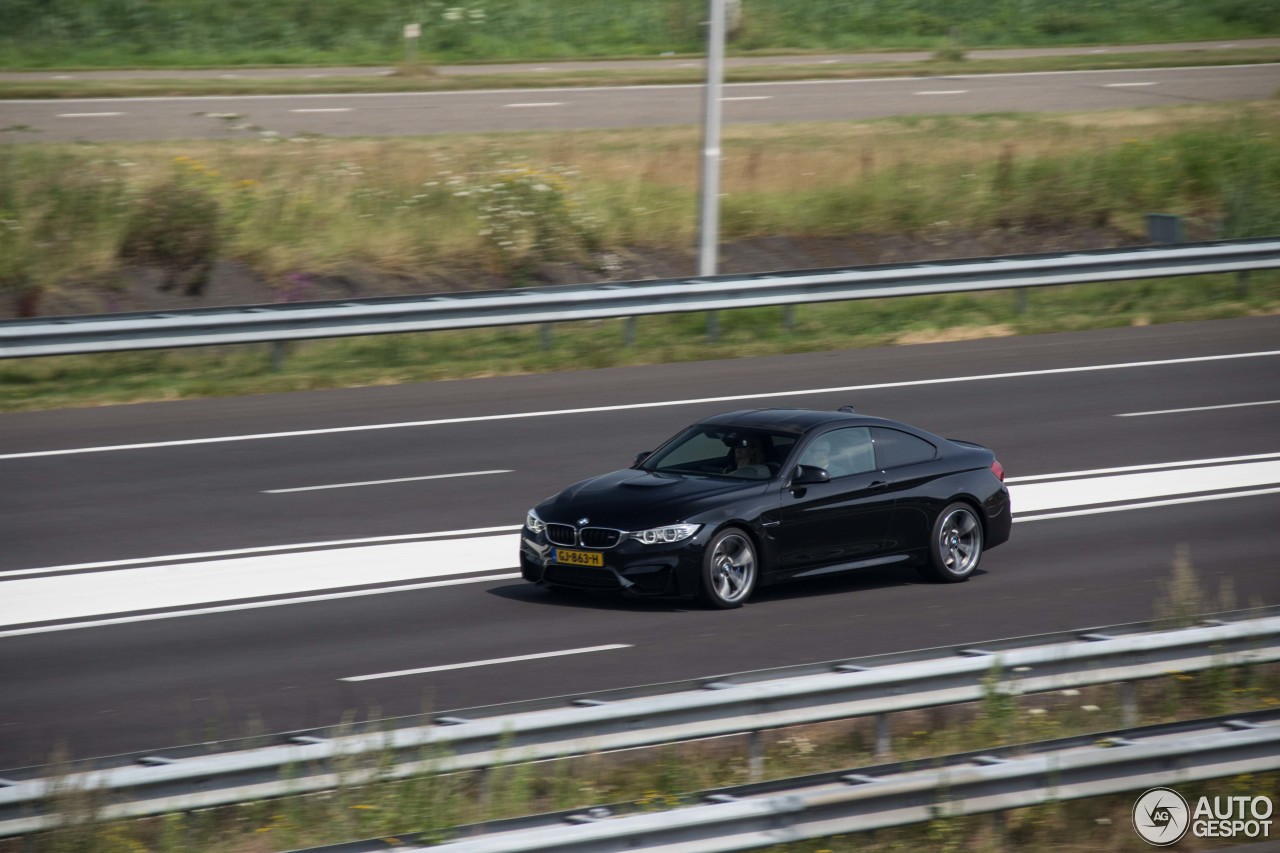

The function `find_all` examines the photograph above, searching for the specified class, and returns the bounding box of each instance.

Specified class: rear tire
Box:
[921,502,983,583]
[700,528,758,608]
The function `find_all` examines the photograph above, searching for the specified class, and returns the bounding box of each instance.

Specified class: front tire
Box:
[700,528,758,608]
[922,502,983,583]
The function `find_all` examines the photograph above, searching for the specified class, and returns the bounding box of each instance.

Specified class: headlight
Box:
[628,523,700,545]
[525,509,546,534]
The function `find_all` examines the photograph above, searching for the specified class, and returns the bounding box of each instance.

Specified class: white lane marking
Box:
[5,350,1277,461]
[8,454,1273,578]
[1008,460,1280,514]
[915,90,968,95]
[23,64,1280,105]
[0,525,521,578]
[1116,400,1280,417]
[341,644,631,682]
[504,102,564,107]
[290,107,352,113]
[723,96,772,101]
[0,574,522,639]
[1005,451,1280,484]
[4,455,1279,636]
[1014,487,1280,522]
[57,112,125,118]
[265,469,511,494]
[1105,82,1157,87]
[0,534,521,628]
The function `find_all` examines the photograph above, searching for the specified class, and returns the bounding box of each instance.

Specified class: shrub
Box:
[119,167,222,296]
[465,164,599,273]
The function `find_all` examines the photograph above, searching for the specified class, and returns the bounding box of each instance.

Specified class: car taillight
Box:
[991,459,1005,482]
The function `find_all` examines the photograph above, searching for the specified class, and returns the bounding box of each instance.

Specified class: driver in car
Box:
[725,436,767,473]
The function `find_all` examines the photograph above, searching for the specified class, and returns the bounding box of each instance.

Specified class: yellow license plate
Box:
[553,548,604,567]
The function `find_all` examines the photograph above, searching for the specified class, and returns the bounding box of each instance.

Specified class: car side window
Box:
[797,427,875,478]
[871,427,936,469]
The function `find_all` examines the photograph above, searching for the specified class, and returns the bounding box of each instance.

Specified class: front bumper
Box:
[519,529,705,598]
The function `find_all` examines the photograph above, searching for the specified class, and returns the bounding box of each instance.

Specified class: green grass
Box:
[2,0,1278,68]
[7,662,1278,852]
[3,274,1277,412]
[2,104,1279,411]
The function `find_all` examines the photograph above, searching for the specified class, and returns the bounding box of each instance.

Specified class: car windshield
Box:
[642,426,797,480]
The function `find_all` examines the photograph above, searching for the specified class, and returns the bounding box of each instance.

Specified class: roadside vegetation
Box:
[2,103,1279,411]
[5,557,1276,853]
[2,0,1278,68]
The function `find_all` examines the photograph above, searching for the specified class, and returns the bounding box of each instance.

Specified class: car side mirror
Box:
[791,465,830,487]
[633,451,652,467]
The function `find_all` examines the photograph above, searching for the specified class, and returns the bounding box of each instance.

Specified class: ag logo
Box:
[1133,787,1190,846]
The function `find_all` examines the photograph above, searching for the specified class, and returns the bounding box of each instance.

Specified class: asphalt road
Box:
[2,63,1277,143]
[1,315,1278,767]
[3,39,1277,80]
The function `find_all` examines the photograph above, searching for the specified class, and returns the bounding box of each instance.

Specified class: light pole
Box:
[697,0,726,341]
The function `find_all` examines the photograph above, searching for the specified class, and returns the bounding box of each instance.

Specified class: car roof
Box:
[699,408,907,436]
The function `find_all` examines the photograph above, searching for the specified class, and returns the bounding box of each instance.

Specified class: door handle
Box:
[868,480,888,491]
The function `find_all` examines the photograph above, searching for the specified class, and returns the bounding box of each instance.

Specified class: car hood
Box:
[539,469,765,530]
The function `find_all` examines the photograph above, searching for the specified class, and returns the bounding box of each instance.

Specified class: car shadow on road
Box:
[751,566,989,603]
[485,583,696,613]
[486,565,984,611]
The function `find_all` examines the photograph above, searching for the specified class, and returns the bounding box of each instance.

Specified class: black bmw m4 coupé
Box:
[520,408,1011,608]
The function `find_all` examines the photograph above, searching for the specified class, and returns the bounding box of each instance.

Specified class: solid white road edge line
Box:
[0,573,523,639]
[4,459,1279,636]
[5,349,1277,460]
[7,453,1279,579]
[264,469,511,494]
[1004,451,1280,484]
[1,534,524,626]
[1010,459,1280,513]
[1,483,1271,638]
[1013,486,1280,522]
[1116,400,1280,417]
[340,644,632,682]
[0,525,522,578]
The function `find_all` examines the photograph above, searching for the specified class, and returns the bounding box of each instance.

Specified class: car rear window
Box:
[871,427,937,469]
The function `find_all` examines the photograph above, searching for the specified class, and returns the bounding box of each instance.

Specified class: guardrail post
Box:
[875,713,892,758]
[1015,288,1028,315]
[269,341,288,372]
[783,305,795,333]
[747,730,765,782]
[539,324,552,351]
[989,810,1008,845]
[623,317,636,348]
[1237,270,1250,298]
[706,311,720,343]
[1119,681,1138,728]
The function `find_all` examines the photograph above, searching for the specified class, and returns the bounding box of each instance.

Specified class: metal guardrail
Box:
[1,614,1278,837]
[1,238,1277,358]
[297,710,1280,853]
